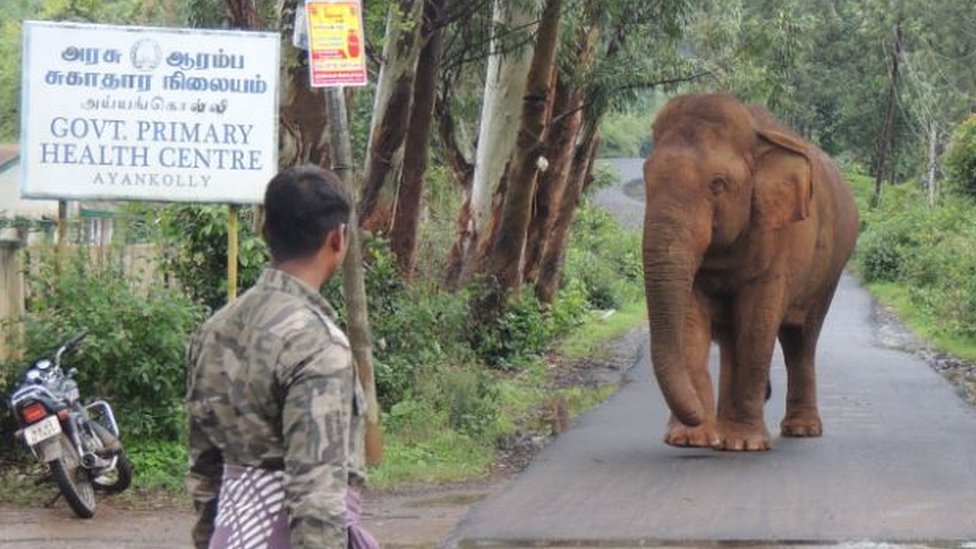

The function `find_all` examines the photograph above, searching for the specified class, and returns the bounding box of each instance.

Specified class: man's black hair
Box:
[263,164,352,262]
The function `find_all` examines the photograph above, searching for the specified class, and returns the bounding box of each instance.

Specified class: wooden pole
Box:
[56,200,68,268]
[227,205,239,302]
[325,87,383,466]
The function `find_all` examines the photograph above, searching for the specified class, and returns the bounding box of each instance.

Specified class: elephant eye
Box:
[709,176,728,195]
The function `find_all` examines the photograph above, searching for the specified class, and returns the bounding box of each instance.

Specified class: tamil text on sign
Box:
[20,21,280,204]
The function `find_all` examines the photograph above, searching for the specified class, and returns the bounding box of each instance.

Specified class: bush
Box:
[4,246,204,442]
[157,205,268,312]
[856,230,906,283]
[420,367,499,438]
[945,114,976,199]
[854,173,976,339]
[564,202,643,310]
[466,285,555,370]
[355,237,475,408]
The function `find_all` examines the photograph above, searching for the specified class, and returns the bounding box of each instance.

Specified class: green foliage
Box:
[599,112,650,158]
[854,176,976,339]
[945,114,976,200]
[564,202,643,310]
[0,19,21,141]
[682,0,976,188]
[125,439,187,491]
[369,418,492,488]
[845,170,877,216]
[6,245,204,441]
[464,201,642,370]
[361,237,473,408]
[468,288,555,370]
[369,367,501,487]
[157,205,268,312]
[857,229,906,283]
[559,299,647,360]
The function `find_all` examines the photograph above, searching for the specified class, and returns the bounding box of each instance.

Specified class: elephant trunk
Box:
[644,240,706,427]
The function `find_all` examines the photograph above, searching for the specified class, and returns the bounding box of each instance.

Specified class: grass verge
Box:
[369,301,647,490]
[560,300,647,360]
[866,281,976,362]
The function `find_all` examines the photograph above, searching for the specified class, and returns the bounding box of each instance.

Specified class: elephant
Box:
[642,93,859,451]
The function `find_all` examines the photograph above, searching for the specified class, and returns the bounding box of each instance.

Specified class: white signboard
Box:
[20,21,280,204]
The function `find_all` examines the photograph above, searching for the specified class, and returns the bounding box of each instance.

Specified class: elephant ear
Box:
[752,129,813,231]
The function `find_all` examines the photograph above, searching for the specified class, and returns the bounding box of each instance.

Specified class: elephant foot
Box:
[664,416,720,448]
[781,409,823,437]
[715,419,771,451]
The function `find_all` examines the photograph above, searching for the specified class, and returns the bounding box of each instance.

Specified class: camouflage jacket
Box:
[186,268,366,549]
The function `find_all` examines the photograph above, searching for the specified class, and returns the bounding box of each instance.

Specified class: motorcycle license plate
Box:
[23,415,61,446]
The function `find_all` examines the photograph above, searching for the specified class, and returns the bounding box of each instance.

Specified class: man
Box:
[186,165,378,548]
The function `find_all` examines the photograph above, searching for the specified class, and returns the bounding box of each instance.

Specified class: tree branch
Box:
[550,68,716,126]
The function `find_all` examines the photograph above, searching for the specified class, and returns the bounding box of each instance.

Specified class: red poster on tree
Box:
[306,0,368,87]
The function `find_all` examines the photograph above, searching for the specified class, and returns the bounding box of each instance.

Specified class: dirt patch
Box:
[874,303,976,406]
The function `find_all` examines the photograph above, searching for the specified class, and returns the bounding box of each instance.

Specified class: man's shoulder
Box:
[243,284,349,349]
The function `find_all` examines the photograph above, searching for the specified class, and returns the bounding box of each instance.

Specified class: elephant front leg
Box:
[664,293,719,448]
[714,296,779,451]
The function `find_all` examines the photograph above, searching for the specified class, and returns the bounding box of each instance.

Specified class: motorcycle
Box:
[8,330,132,518]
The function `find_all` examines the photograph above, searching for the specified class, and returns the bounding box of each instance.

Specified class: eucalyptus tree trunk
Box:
[523,76,583,284]
[359,0,426,233]
[528,23,599,302]
[439,91,475,288]
[536,121,600,305]
[452,0,539,284]
[224,0,259,28]
[485,0,562,293]
[277,0,331,169]
[390,0,449,279]
[873,23,902,203]
[435,92,474,191]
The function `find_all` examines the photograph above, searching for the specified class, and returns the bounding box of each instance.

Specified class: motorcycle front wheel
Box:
[49,434,96,518]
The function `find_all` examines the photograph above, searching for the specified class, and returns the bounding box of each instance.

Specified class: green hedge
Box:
[1,246,204,443]
[854,177,976,338]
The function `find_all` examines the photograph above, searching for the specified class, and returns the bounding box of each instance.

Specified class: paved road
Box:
[448,159,976,548]
[594,158,645,230]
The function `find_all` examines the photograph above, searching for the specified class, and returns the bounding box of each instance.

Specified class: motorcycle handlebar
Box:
[57,330,89,362]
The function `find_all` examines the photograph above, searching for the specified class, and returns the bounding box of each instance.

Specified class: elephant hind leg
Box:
[778,325,823,437]
[779,325,823,437]
[779,278,841,437]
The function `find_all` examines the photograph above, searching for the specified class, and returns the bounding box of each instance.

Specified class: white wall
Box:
[0,161,60,218]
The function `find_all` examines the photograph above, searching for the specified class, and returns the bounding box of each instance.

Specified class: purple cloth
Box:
[346,488,380,549]
[209,464,379,549]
